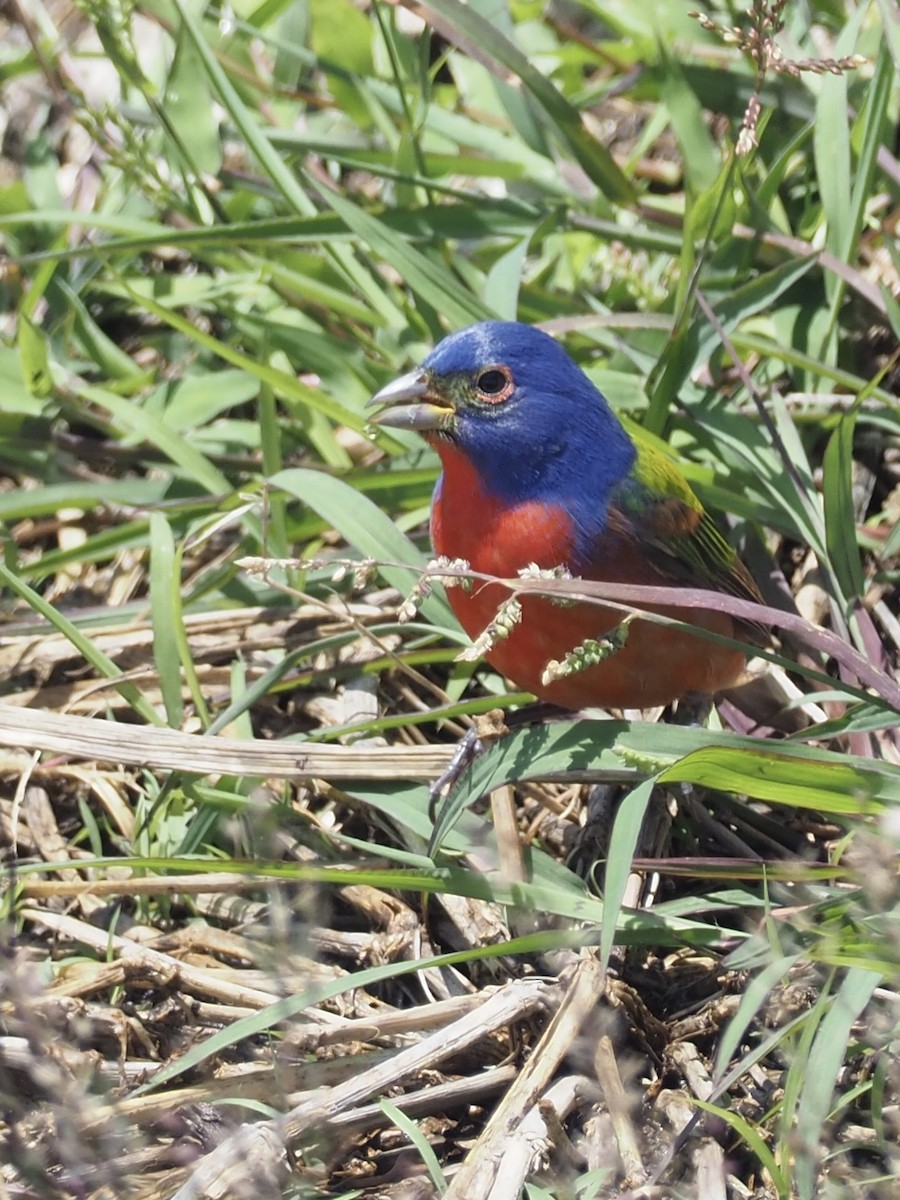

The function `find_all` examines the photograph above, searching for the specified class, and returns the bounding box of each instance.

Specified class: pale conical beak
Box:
[366,370,455,432]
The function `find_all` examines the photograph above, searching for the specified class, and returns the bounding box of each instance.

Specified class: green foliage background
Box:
[1,0,900,1195]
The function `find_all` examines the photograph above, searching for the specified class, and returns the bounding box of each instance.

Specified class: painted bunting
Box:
[369,321,763,710]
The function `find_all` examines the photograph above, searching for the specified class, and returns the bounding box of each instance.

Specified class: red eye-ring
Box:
[475,366,513,403]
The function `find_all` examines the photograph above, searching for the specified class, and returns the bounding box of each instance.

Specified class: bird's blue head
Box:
[368,321,636,534]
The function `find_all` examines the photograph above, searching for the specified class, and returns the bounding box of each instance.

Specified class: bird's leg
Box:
[429,729,483,818]
[670,690,713,808]
[428,709,507,819]
[569,693,716,892]
[672,690,713,729]
[566,781,619,879]
[670,691,764,859]
[428,702,569,819]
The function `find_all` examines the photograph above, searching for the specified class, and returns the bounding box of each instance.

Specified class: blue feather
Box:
[423,322,635,562]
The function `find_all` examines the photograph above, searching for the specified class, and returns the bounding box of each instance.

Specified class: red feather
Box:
[432,443,746,709]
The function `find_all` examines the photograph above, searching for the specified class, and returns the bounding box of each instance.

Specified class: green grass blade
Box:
[71,378,232,496]
[419,0,635,204]
[822,409,865,603]
[379,1099,448,1193]
[149,512,185,729]
[599,776,657,972]
[794,969,881,1200]
[302,171,493,326]
[270,467,457,628]
[0,562,162,725]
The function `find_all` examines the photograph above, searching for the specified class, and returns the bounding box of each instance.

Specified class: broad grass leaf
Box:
[126,932,562,1097]
[272,0,311,89]
[153,371,261,432]
[149,513,185,728]
[659,748,890,815]
[309,0,373,125]
[379,1100,447,1193]
[72,379,232,496]
[812,5,866,323]
[693,1100,789,1199]
[50,277,145,382]
[7,201,540,260]
[714,954,802,1079]
[615,722,900,787]
[428,720,634,855]
[17,313,52,398]
[823,410,865,601]
[15,522,153,581]
[0,563,162,725]
[793,969,881,1200]
[351,780,487,852]
[484,234,532,320]
[657,43,719,197]
[166,20,222,177]
[270,467,458,628]
[600,776,656,972]
[847,43,894,262]
[0,480,166,522]
[814,55,853,291]
[821,38,894,349]
[646,254,818,435]
[417,0,634,204]
[876,0,900,67]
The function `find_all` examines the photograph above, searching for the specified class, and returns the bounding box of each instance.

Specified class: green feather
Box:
[610,424,764,634]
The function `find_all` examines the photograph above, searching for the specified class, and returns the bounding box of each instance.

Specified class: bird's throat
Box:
[430,442,578,578]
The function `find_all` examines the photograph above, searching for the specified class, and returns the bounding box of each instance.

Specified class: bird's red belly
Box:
[447,583,745,709]
[431,449,745,709]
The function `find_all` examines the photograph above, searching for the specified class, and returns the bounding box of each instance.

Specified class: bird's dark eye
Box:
[474,367,512,402]
[477,370,506,393]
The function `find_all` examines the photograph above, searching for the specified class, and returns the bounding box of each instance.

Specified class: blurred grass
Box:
[1,0,900,1195]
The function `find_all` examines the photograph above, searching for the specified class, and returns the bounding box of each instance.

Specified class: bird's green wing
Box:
[609,426,765,631]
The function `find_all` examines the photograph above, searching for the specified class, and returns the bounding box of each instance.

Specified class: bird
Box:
[368,321,764,712]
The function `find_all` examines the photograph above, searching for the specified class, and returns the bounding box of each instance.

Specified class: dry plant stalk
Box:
[691,0,866,153]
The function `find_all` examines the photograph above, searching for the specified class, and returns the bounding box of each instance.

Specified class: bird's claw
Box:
[428,728,485,820]
[427,708,510,821]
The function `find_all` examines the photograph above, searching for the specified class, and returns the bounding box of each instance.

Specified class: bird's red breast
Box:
[431,442,746,709]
